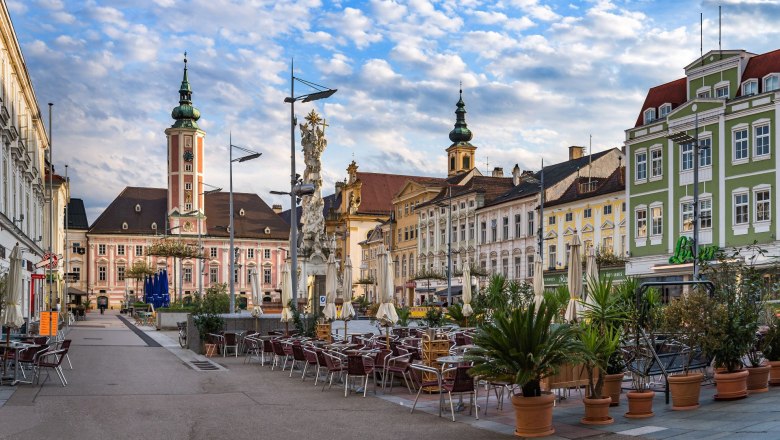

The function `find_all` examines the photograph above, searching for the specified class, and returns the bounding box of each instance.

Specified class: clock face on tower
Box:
[183,150,194,162]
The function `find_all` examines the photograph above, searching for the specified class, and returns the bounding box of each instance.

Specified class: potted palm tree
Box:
[660,288,712,410]
[625,346,655,418]
[468,299,581,438]
[579,324,621,424]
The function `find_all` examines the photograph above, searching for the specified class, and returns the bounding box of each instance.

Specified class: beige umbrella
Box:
[462,265,473,317]
[533,254,544,309]
[250,269,263,332]
[323,253,338,321]
[2,245,23,376]
[375,245,398,346]
[280,262,293,324]
[341,257,356,337]
[584,246,599,307]
[565,235,583,322]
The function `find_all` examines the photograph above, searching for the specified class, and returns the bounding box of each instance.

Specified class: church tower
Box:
[164,54,205,235]
[446,88,477,177]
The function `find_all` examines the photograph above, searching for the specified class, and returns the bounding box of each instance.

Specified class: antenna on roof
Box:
[719,5,722,60]
[484,156,489,175]
[700,12,703,67]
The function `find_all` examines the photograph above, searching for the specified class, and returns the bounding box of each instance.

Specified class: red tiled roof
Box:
[739,48,780,96]
[634,77,687,127]
[355,172,439,215]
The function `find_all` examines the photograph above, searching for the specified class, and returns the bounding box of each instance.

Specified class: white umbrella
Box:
[584,246,599,307]
[341,257,356,321]
[250,269,263,318]
[322,253,338,321]
[533,255,544,309]
[565,235,583,322]
[462,265,473,317]
[375,245,398,326]
[1,244,24,329]
[280,262,293,323]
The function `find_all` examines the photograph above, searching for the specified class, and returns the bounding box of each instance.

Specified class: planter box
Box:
[156,311,191,330]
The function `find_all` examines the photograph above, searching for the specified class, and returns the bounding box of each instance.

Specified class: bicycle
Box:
[177,321,187,348]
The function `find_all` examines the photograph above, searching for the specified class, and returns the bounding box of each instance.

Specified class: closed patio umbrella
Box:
[565,235,583,323]
[280,262,293,324]
[584,246,599,307]
[375,245,398,346]
[251,269,263,317]
[322,253,338,321]
[533,255,544,309]
[341,256,355,337]
[462,265,473,317]
[161,269,170,308]
[2,245,24,375]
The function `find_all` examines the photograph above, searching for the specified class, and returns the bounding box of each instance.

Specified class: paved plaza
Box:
[2,312,780,439]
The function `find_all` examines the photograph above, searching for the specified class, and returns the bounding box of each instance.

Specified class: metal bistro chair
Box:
[15,344,51,381]
[383,348,414,394]
[222,332,239,357]
[260,339,274,366]
[302,347,326,384]
[244,337,262,364]
[321,351,346,392]
[344,354,375,398]
[271,340,291,371]
[441,366,479,422]
[34,348,69,387]
[290,343,308,378]
[409,364,445,418]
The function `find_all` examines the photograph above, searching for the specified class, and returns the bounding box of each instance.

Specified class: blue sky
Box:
[8,0,780,221]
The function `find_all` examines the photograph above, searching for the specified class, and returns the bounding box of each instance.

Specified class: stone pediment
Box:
[601,220,614,230]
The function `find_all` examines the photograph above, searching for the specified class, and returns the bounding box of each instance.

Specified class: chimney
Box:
[492,167,504,177]
[272,204,283,214]
[511,164,521,186]
[569,145,585,160]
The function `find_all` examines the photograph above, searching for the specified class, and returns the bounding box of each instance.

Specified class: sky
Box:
[8,0,780,222]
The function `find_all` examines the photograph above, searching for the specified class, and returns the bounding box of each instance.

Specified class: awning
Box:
[435,285,463,297]
[67,287,88,296]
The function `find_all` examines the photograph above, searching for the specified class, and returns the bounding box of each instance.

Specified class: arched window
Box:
[463,155,470,169]
[402,255,407,278]
[450,156,455,170]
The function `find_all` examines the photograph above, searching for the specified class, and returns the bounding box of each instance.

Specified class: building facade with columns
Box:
[81,59,289,309]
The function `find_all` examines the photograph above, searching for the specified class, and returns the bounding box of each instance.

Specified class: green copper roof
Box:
[448,88,473,144]
[171,53,200,129]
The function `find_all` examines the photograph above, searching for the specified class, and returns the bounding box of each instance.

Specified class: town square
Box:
[1,1,780,439]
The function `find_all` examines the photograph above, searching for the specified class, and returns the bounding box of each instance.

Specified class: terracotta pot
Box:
[510,392,556,438]
[603,373,624,407]
[768,360,780,386]
[581,396,613,425]
[624,390,655,419]
[747,364,770,393]
[667,373,703,410]
[714,369,748,400]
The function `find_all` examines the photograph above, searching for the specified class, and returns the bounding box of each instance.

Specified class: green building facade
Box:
[625,49,780,279]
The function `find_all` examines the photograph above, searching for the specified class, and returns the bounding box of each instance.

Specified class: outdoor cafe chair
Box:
[221,332,239,357]
[302,347,325,384]
[260,339,274,366]
[57,339,73,370]
[243,337,262,364]
[271,340,291,371]
[208,333,225,357]
[441,366,479,422]
[409,363,445,418]
[382,348,414,394]
[15,344,51,381]
[321,350,346,392]
[344,354,375,398]
[34,348,69,387]
[290,343,308,378]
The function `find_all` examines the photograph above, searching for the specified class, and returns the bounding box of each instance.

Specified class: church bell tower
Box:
[446,88,477,177]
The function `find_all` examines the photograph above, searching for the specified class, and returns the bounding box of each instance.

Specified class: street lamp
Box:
[667,110,707,280]
[229,137,262,314]
[283,61,337,305]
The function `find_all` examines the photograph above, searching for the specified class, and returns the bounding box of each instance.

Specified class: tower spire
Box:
[171,51,200,129]
[445,86,477,177]
[449,85,473,144]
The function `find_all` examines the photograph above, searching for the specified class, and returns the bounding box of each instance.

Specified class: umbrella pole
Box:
[385,325,390,349]
[344,320,348,342]
[285,322,289,337]
[2,327,9,377]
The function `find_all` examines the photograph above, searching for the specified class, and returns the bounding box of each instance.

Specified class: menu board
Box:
[39,311,59,336]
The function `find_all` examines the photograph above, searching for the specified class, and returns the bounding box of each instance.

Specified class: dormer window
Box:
[135,204,141,213]
[643,108,656,124]
[764,74,779,92]
[742,80,758,96]
[239,208,245,217]
[696,86,711,98]
[659,103,672,118]
[151,222,157,230]
[122,222,128,230]
[264,227,271,235]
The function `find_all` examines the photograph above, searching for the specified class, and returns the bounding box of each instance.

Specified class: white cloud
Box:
[325,7,382,49]
[315,53,353,76]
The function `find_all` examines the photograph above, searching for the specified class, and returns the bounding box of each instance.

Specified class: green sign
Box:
[668,236,718,264]
[543,267,626,286]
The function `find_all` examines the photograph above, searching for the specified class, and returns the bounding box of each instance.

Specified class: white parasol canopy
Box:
[584,246,599,307]
[280,262,293,323]
[533,254,544,309]
[341,256,356,321]
[565,235,583,322]
[1,244,23,329]
[250,269,263,317]
[462,265,473,317]
[375,245,398,325]
[322,253,338,321]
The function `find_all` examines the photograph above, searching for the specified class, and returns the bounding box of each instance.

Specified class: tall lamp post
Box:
[667,111,706,280]
[283,62,337,305]
[229,137,262,314]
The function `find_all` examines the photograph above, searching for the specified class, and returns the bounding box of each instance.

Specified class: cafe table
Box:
[1,341,37,385]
